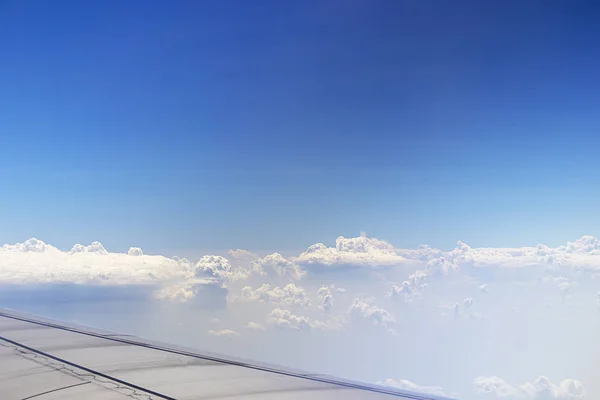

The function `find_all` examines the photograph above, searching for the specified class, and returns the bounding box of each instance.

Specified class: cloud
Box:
[246,321,265,330]
[294,234,409,269]
[71,241,108,254]
[473,376,586,399]
[195,255,252,282]
[349,299,395,329]
[464,297,474,308]
[128,247,143,256]
[227,249,258,260]
[0,234,596,398]
[378,378,449,397]
[207,329,240,337]
[154,279,228,309]
[0,238,189,285]
[265,308,340,331]
[473,376,521,397]
[266,308,314,330]
[1,238,57,253]
[238,283,311,307]
[251,253,304,279]
[388,270,428,303]
[317,285,334,311]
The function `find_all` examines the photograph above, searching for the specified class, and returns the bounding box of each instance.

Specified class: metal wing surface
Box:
[0,308,453,400]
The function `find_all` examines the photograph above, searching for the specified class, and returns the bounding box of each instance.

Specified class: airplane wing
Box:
[0,308,452,400]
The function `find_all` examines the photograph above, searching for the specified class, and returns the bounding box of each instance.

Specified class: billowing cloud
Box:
[251,253,304,279]
[378,378,449,397]
[154,279,228,309]
[207,329,240,337]
[265,308,341,331]
[71,241,108,254]
[464,297,474,308]
[128,247,143,256]
[195,255,251,282]
[295,234,408,269]
[0,238,189,285]
[0,234,596,398]
[473,376,521,397]
[473,376,585,399]
[1,238,56,253]
[238,283,311,307]
[246,321,265,330]
[349,299,395,329]
[227,249,258,260]
[317,285,334,311]
[266,308,314,330]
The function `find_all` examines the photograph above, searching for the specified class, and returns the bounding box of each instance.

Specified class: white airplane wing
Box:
[0,308,453,400]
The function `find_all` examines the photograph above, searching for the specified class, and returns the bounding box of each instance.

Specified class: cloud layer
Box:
[1,234,598,399]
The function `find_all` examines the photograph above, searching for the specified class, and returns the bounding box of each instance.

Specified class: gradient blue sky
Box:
[1,0,599,255]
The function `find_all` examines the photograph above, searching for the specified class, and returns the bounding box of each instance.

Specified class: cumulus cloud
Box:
[317,285,334,311]
[246,321,265,330]
[195,255,251,282]
[349,299,395,329]
[1,238,57,253]
[71,241,108,254]
[227,249,258,260]
[266,308,314,330]
[388,270,428,303]
[0,238,189,285]
[295,234,408,269]
[378,378,449,397]
[238,283,311,307]
[265,308,340,331]
[207,329,240,337]
[464,297,474,308]
[473,376,585,399]
[154,279,228,309]
[251,253,304,279]
[0,234,596,398]
[473,376,521,397]
[128,247,143,256]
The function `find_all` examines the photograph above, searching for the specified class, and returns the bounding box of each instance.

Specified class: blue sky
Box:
[1,0,600,254]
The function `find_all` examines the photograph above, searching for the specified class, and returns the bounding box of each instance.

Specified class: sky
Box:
[2,0,600,254]
[1,1,599,399]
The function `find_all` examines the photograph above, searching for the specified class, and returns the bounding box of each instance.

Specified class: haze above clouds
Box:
[0,233,596,399]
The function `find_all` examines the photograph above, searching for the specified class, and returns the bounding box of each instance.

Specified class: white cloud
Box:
[265,308,340,331]
[128,247,143,256]
[246,321,265,330]
[317,285,334,311]
[195,255,250,282]
[388,269,428,303]
[1,238,57,253]
[295,234,408,269]
[378,378,449,397]
[153,279,227,309]
[238,283,311,307]
[266,308,314,330]
[473,376,521,397]
[521,376,585,400]
[207,329,240,337]
[474,376,586,399]
[464,297,474,308]
[0,238,190,285]
[251,253,304,279]
[0,234,597,398]
[71,241,108,254]
[227,249,258,260]
[349,299,395,329]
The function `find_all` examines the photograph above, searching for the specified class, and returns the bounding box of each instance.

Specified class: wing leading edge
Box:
[0,308,453,400]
